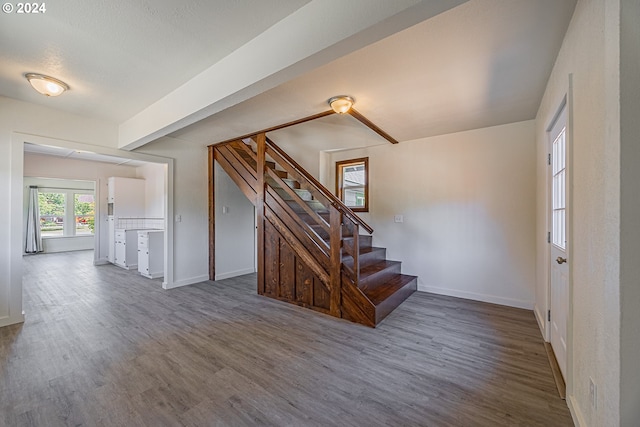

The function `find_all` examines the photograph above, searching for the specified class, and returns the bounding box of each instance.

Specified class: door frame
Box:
[545,75,574,395]
[9,133,175,316]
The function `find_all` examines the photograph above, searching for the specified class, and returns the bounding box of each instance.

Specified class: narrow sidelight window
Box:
[336,157,368,212]
[552,126,566,249]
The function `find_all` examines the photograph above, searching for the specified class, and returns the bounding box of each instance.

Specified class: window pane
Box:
[38,192,65,237]
[75,194,95,235]
[551,127,566,249]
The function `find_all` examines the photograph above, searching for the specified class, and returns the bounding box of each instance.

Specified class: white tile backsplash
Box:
[116,218,164,230]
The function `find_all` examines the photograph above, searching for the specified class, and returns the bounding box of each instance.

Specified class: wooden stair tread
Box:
[363,274,417,306]
[366,274,417,324]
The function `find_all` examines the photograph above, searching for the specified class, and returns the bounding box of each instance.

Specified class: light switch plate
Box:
[394,215,403,223]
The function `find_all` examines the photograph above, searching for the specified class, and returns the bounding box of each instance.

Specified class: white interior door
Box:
[549,104,568,379]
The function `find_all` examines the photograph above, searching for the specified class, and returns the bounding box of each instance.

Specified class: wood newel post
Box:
[353,225,359,284]
[208,146,215,281]
[256,133,266,295]
[329,205,342,317]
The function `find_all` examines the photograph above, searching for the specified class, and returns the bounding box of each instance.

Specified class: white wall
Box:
[136,136,209,288]
[214,162,256,279]
[23,154,139,261]
[136,162,166,218]
[533,0,638,424]
[329,120,536,309]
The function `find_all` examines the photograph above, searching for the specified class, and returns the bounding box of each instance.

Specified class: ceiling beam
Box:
[211,110,335,146]
[348,108,399,144]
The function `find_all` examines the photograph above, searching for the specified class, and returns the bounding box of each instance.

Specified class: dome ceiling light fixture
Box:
[328,95,355,114]
[25,73,69,97]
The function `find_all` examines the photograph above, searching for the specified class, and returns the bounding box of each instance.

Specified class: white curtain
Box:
[25,186,43,253]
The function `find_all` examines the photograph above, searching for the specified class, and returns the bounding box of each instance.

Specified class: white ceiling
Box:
[0,0,311,122]
[0,0,576,151]
[169,0,577,147]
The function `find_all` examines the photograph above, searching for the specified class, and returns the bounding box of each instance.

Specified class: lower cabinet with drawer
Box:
[138,230,164,279]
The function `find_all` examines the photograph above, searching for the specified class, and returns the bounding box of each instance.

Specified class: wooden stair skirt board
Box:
[213,139,417,327]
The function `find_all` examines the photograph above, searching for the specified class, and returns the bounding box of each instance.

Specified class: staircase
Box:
[211,133,416,327]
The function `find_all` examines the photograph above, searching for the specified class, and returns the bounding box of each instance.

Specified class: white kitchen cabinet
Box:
[138,230,164,279]
[108,216,115,263]
[113,229,139,270]
[107,177,145,217]
[108,177,145,266]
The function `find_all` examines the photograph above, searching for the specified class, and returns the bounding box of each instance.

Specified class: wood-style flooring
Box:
[0,251,573,426]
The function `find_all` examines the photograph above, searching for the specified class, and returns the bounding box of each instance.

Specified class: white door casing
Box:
[549,102,568,380]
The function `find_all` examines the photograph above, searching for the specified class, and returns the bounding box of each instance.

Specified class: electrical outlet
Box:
[394,215,403,223]
[175,214,182,223]
[589,377,597,409]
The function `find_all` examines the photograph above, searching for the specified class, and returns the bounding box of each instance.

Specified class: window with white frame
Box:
[38,189,95,237]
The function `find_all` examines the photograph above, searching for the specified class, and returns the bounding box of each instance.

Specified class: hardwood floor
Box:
[0,251,573,426]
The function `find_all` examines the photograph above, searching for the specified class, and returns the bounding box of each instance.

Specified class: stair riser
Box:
[357,247,386,267]
[342,247,386,268]
[359,263,402,290]
[298,212,330,225]
[343,235,372,253]
[282,178,300,189]
[274,188,313,203]
[309,225,329,241]
[283,200,326,213]
[294,189,313,201]
[375,278,417,324]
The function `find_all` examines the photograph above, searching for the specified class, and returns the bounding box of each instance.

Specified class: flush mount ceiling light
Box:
[328,95,355,114]
[25,73,69,97]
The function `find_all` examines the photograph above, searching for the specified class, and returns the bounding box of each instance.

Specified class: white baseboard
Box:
[162,274,210,290]
[141,271,164,279]
[567,394,586,427]
[420,285,533,310]
[215,268,255,281]
[0,313,25,328]
[94,258,110,266]
[534,304,548,338]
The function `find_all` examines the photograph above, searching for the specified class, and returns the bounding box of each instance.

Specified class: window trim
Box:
[335,157,369,213]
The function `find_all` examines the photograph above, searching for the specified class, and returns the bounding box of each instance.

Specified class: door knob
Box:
[556,256,567,264]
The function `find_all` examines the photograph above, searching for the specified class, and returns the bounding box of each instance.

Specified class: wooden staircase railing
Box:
[263,136,371,307]
[214,132,372,316]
